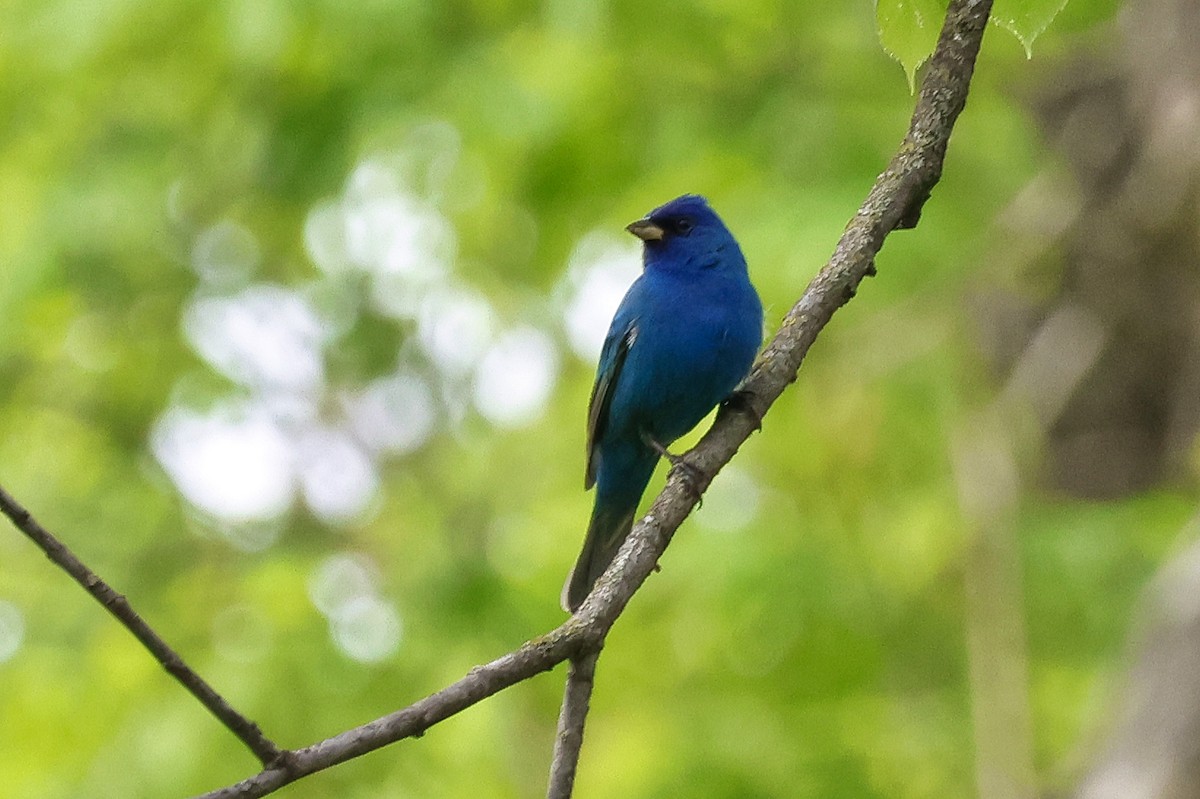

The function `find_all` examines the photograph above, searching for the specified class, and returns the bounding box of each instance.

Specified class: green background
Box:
[0,1,1168,797]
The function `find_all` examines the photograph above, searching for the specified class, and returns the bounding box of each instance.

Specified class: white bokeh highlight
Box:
[157,123,570,538]
[297,426,379,523]
[305,150,459,320]
[308,553,379,617]
[558,231,641,361]
[152,400,295,525]
[308,553,402,663]
[329,595,403,664]
[473,326,559,427]
[0,601,24,664]
[417,286,497,377]
[183,284,325,393]
[343,372,438,455]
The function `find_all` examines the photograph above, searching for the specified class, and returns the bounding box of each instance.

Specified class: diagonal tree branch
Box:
[2,2,993,797]
[194,616,600,798]
[0,484,285,767]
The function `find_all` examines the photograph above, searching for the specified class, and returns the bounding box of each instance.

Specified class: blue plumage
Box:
[562,194,763,612]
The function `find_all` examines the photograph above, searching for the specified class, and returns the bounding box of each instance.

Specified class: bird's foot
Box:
[718,388,763,431]
[640,430,677,461]
[641,432,705,504]
[671,459,705,504]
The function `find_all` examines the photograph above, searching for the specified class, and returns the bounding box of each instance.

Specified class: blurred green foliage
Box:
[0,1,1180,798]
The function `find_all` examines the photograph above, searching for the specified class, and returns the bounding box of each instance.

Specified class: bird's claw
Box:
[641,432,705,505]
[670,458,705,504]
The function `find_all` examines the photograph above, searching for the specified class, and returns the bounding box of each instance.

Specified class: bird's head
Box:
[626,194,745,274]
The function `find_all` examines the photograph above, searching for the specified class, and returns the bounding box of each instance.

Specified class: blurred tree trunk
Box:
[1074,530,1200,799]
[970,1,1200,796]
[976,0,1200,498]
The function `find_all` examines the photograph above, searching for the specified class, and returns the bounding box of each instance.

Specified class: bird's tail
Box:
[561,497,638,613]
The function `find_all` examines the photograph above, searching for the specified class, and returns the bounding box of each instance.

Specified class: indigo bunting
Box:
[562,194,763,612]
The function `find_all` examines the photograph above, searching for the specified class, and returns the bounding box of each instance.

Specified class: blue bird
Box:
[562,194,763,612]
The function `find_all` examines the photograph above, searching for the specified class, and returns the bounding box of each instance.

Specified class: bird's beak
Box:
[626,219,665,242]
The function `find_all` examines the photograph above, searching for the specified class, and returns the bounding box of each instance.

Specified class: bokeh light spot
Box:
[297,427,379,524]
[152,400,295,524]
[308,552,380,619]
[330,595,403,663]
[183,284,325,392]
[558,231,641,361]
[0,601,24,664]
[304,200,353,275]
[343,372,438,455]
[472,326,559,427]
[417,286,497,377]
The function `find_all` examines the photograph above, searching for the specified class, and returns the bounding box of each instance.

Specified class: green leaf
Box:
[992,0,1072,57]
[875,0,949,92]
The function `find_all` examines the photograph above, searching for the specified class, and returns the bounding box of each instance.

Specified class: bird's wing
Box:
[585,321,637,489]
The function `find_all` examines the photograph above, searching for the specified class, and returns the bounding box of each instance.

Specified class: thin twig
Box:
[547,652,601,799]
[3,2,993,796]
[0,485,284,767]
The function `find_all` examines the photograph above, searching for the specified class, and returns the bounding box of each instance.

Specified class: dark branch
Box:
[2,2,993,796]
[194,620,596,798]
[547,652,601,799]
[0,484,284,767]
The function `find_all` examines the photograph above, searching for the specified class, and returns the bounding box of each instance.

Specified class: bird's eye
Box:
[675,218,693,234]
